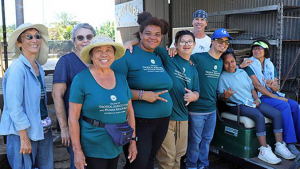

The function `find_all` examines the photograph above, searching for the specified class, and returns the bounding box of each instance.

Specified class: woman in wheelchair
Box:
[217,49,296,165]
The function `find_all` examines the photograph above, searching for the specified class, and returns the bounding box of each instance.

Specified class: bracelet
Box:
[138,90,144,100]
[141,90,144,100]
[138,90,142,100]
[256,99,261,104]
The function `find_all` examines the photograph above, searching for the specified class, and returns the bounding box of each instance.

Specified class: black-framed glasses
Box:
[76,34,94,41]
[179,40,194,46]
[24,34,42,40]
[214,38,230,45]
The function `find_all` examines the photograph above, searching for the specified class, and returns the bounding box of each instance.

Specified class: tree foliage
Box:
[49,12,78,40]
[95,21,115,40]
[0,24,16,39]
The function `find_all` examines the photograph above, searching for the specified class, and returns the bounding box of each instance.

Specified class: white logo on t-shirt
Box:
[110,95,117,101]
[183,67,186,73]
[151,59,155,64]
[214,65,217,70]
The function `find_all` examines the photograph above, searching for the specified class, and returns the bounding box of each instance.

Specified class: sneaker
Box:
[275,142,296,159]
[287,143,300,155]
[258,145,281,164]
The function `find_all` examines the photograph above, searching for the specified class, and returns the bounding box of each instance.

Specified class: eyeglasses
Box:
[24,34,42,40]
[252,46,264,51]
[214,38,230,45]
[179,40,194,46]
[76,34,94,41]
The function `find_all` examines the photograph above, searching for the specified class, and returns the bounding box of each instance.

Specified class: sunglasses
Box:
[24,34,42,40]
[76,34,94,41]
[179,40,194,46]
[214,38,230,45]
[252,46,264,51]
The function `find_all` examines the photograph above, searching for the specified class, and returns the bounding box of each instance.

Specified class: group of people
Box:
[0,8,299,169]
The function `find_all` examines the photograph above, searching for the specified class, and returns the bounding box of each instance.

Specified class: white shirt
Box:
[170,35,211,54]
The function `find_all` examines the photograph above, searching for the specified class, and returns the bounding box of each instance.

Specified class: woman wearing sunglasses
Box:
[243,40,300,156]
[217,49,295,164]
[0,23,53,168]
[52,23,96,169]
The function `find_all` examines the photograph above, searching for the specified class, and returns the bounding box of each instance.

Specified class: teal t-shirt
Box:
[37,75,48,119]
[154,47,200,121]
[111,45,173,119]
[188,52,223,113]
[243,66,278,78]
[69,68,133,158]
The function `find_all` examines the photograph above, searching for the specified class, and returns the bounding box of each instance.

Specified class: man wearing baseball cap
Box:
[186,28,232,169]
[169,10,211,56]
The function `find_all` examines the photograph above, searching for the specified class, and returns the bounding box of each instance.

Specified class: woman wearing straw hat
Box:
[68,34,137,169]
[52,23,96,169]
[0,23,53,168]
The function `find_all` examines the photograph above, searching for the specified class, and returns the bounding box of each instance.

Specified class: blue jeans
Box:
[229,103,283,136]
[6,129,53,169]
[67,144,76,169]
[186,111,216,169]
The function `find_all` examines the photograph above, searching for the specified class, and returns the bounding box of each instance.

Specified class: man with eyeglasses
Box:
[151,30,200,169]
[168,10,211,56]
[52,23,96,169]
[186,28,232,169]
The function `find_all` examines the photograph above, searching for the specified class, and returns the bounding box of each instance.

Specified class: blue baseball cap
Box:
[211,28,233,40]
[193,10,208,21]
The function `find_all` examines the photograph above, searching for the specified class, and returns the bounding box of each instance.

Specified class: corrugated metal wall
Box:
[114,0,300,81]
[170,0,300,80]
[115,0,169,47]
[171,0,300,29]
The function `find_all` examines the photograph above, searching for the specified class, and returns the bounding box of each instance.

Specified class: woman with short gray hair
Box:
[71,23,96,42]
[52,22,96,169]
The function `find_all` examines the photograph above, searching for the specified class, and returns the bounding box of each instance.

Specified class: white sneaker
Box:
[258,145,281,164]
[275,142,296,160]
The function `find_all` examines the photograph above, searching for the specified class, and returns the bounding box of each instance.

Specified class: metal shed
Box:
[115,0,300,89]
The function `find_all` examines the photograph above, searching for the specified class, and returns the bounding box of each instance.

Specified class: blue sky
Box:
[1,0,115,28]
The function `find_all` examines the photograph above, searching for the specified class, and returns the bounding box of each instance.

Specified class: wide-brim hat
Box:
[80,34,126,64]
[8,23,49,65]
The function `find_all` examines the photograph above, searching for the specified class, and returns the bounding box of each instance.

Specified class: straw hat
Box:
[80,34,125,64]
[8,23,49,65]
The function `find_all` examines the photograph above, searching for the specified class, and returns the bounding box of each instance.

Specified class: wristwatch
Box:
[131,137,138,141]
